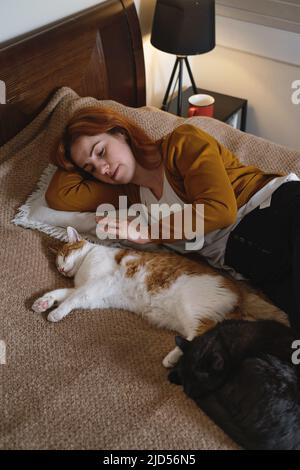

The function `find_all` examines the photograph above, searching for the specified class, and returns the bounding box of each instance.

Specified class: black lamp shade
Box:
[151,0,215,56]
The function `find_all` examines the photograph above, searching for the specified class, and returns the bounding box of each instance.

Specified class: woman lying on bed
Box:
[46,106,300,334]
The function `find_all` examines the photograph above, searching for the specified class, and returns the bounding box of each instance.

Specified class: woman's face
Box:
[70,132,136,184]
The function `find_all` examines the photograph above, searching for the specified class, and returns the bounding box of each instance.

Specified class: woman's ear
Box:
[117,132,128,143]
[113,127,129,143]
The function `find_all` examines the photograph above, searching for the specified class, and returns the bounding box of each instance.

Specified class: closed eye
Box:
[98,147,105,158]
[83,143,104,173]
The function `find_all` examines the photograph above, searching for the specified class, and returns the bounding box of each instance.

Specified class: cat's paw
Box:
[162,348,183,369]
[162,354,177,369]
[32,295,56,313]
[47,308,65,323]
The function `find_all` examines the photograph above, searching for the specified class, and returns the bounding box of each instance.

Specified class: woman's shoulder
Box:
[160,123,219,172]
[161,123,219,155]
[169,123,196,134]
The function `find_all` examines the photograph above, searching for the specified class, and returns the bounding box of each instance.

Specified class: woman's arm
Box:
[144,124,238,244]
[97,124,238,245]
[165,124,238,233]
[45,167,127,212]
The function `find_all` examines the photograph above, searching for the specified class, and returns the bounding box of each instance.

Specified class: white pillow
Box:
[11,163,166,252]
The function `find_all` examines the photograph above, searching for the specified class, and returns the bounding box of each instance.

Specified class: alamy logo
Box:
[291,80,300,105]
[291,340,300,365]
[0,80,6,104]
[96,196,205,251]
[0,340,6,365]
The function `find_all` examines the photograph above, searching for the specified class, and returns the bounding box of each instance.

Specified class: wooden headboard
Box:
[0,0,146,146]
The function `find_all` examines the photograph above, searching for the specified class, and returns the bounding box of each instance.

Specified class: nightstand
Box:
[166,86,248,131]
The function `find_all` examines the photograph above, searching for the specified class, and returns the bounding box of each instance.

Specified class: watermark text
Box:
[0,80,6,104]
[291,340,300,365]
[95,196,205,251]
[0,340,6,365]
[291,80,300,105]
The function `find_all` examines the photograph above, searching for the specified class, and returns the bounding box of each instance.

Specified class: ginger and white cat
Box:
[32,226,286,368]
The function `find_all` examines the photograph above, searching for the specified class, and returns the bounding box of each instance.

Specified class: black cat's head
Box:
[168,328,230,399]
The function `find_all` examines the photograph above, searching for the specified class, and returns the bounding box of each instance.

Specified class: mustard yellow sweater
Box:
[45,124,284,236]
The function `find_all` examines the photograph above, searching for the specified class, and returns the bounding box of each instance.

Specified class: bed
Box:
[1,0,298,450]
[0,0,235,450]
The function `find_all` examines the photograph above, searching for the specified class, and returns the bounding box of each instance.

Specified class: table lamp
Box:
[151,0,215,116]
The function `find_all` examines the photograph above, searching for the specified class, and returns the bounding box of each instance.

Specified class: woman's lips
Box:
[112,165,120,180]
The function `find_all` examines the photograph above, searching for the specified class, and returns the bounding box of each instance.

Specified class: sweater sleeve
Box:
[149,124,238,243]
[178,125,238,233]
[45,167,128,212]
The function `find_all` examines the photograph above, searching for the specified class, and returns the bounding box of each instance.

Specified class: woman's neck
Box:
[132,161,164,200]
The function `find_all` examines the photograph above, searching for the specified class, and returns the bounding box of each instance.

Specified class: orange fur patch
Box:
[58,240,85,258]
[195,305,245,337]
[225,305,245,320]
[219,276,244,308]
[195,306,244,337]
[115,248,243,300]
[195,318,218,336]
[115,248,245,336]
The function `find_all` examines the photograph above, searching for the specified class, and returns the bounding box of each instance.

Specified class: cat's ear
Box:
[66,226,82,243]
[168,369,182,385]
[175,335,190,352]
[212,352,224,371]
[49,246,58,255]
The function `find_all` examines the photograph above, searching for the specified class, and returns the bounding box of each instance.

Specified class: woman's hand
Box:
[95,214,152,244]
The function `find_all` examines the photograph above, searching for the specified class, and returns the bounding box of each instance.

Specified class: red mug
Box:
[188,94,215,118]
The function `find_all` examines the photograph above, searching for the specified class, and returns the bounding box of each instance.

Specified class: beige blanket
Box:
[0,87,298,450]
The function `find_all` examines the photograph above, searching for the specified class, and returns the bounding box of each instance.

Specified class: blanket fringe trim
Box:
[11,164,74,243]
[10,163,143,249]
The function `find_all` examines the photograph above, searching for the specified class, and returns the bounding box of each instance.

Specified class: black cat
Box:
[168,319,300,450]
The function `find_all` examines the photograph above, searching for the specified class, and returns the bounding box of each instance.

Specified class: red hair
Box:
[50,106,163,173]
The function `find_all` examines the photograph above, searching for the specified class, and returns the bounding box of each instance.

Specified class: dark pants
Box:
[224,181,300,334]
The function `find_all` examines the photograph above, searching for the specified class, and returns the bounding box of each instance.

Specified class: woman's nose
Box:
[99,161,111,176]
[92,156,110,176]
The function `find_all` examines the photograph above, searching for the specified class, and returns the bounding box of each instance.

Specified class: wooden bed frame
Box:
[0,0,146,146]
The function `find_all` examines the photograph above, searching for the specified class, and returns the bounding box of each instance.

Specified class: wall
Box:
[135,0,300,150]
[0,0,106,43]
[190,42,300,150]
[1,0,299,149]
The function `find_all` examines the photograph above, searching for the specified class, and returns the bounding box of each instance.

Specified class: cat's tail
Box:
[242,292,289,326]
